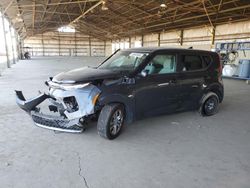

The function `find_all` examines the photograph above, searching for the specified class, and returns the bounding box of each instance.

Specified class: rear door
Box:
[176,53,209,110]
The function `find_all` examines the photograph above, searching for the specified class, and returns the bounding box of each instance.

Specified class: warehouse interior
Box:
[0,0,250,188]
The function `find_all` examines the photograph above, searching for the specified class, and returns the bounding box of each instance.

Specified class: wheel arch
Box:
[97,94,135,124]
[205,83,224,103]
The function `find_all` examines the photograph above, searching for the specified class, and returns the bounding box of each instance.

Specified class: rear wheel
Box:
[97,103,125,139]
[202,94,219,116]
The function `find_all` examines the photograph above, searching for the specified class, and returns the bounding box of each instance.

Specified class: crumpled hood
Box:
[52,66,121,83]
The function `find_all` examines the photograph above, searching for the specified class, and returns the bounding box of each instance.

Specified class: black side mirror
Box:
[140,69,149,77]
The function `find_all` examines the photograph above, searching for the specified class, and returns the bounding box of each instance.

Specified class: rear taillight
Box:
[215,53,223,83]
[218,62,222,75]
[216,54,222,75]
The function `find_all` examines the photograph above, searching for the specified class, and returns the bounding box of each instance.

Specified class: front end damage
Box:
[15,80,101,133]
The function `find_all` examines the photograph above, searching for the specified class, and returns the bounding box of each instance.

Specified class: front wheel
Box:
[97,103,125,139]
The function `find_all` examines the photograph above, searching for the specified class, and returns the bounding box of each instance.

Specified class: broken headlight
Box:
[63,96,79,113]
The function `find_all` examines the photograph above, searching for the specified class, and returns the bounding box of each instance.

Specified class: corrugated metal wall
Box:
[24,32,109,57]
[112,20,250,51]
[24,21,250,59]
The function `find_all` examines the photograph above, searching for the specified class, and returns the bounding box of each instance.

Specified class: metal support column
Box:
[58,31,61,56]
[15,31,20,61]
[104,40,106,57]
[74,32,77,56]
[211,27,216,46]
[89,36,92,56]
[180,30,184,46]
[1,12,10,68]
[9,24,16,64]
[129,36,131,48]
[42,33,45,56]
[158,33,161,47]
[19,40,23,59]
[141,34,144,47]
[111,39,113,52]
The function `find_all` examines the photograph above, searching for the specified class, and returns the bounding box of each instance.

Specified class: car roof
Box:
[123,47,215,54]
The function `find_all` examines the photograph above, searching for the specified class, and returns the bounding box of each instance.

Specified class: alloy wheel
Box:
[109,109,123,136]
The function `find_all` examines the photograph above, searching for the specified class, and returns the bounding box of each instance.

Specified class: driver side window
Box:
[144,54,176,75]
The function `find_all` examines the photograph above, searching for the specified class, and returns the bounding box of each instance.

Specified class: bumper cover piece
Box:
[15,90,51,112]
[31,111,83,133]
[15,90,84,133]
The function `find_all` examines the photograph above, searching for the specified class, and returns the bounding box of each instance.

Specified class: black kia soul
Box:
[16,47,224,139]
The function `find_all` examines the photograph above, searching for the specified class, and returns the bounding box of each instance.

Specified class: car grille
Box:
[30,111,83,133]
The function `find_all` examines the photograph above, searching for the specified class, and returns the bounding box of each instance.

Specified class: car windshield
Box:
[98,51,149,72]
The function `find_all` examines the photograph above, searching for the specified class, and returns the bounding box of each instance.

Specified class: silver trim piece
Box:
[53,80,76,84]
[34,123,83,133]
[158,82,169,87]
[47,80,90,90]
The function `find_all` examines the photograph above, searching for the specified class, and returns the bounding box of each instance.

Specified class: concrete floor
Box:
[0,57,250,188]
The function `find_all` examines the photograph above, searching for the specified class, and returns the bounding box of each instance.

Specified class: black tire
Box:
[97,103,125,140]
[202,94,219,116]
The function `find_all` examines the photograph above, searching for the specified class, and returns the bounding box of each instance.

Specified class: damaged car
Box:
[16,47,224,139]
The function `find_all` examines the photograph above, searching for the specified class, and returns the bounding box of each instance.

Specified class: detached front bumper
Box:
[15,90,84,133]
[30,111,83,133]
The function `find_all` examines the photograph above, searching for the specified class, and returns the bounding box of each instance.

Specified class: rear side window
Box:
[202,55,212,66]
[180,54,211,72]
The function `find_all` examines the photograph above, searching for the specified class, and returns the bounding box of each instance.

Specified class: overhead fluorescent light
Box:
[101,1,108,11]
[160,3,167,8]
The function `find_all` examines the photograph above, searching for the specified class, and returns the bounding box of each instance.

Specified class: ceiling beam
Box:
[23,9,79,16]
[69,0,103,25]
[202,0,214,28]
[214,0,224,25]
[129,4,151,16]
[116,0,244,30]
[109,1,204,30]
[115,3,250,35]
[46,0,63,26]
[40,0,50,23]
[76,24,107,40]
[16,0,27,37]
[78,20,115,37]
[111,0,238,29]
[3,0,15,14]
[11,0,100,8]
[108,7,143,28]
[3,0,250,41]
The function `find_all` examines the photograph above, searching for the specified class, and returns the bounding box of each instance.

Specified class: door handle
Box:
[191,84,199,88]
[158,79,177,87]
[158,82,170,87]
[169,79,177,84]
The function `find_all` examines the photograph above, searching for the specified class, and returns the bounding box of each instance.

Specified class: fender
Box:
[98,93,136,124]
[203,82,224,102]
